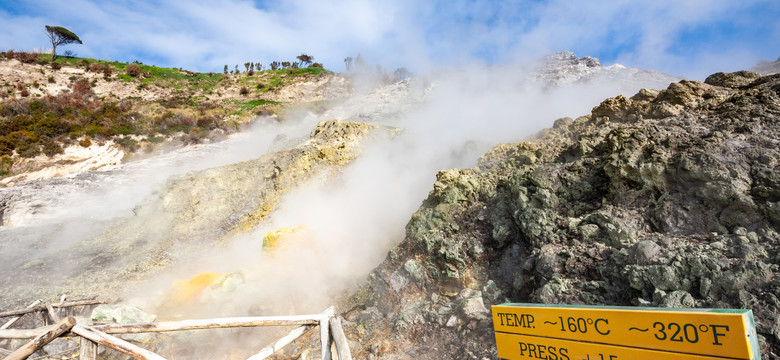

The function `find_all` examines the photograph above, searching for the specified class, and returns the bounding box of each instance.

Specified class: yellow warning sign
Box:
[492,304,759,360]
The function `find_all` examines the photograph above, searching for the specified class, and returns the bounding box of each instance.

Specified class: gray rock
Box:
[660,290,695,308]
[91,304,156,324]
[704,71,760,88]
[445,315,458,327]
[629,240,662,264]
[43,338,79,356]
[534,248,561,280]
[456,289,489,320]
[389,269,409,293]
[403,259,425,283]
[773,316,780,342]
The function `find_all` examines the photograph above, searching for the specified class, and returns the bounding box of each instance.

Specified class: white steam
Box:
[0,56,679,359]
[0,54,682,358]
[122,60,678,321]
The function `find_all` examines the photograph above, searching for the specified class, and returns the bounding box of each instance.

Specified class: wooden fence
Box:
[0,299,351,360]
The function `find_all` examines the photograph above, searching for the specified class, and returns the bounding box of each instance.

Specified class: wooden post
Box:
[246,308,335,360]
[45,303,60,322]
[70,325,167,360]
[0,328,46,339]
[0,300,41,330]
[245,325,314,360]
[320,306,335,360]
[329,317,352,360]
[78,338,98,360]
[320,317,332,360]
[3,316,76,360]
[91,314,324,334]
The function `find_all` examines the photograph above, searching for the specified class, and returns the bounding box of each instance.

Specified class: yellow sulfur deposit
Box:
[262,225,305,249]
[171,272,225,302]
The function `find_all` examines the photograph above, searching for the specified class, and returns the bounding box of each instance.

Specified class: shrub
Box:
[0,156,12,176]
[103,67,112,78]
[146,136,164,144]
[20,89,30,97]
[5,50,14,60]
[79,137,92,147]
[88,62,104,72]
[19,52,38,64]
[9,131,40,158]
[196,115,219,129]
[28,101,44,112]
[309,62,323,68]
[41,138,63,156]
[73,78,91,94]
[76,59,87,67]
[126,63,140,77]
[0,137,13,156]
[116,137,138,151]
[51,61,62,70]
[48,76,55,83]
[239,86,249,95]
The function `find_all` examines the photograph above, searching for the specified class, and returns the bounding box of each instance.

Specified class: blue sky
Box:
[1,0,778,79]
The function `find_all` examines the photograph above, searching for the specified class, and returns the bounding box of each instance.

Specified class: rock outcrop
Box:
[331,72,780,358]
[532,51,679,89]
[752,56,780,75]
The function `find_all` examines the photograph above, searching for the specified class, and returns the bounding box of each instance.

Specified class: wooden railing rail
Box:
[0,303,352,360]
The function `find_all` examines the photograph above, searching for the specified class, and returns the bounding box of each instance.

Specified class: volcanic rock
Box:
[334,72,780,358]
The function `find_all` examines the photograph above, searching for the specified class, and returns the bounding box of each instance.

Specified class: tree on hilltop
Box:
[296,54,313,67]
[394,67,411,81]
[354,53,368,72]
[45,25,82,61]
[344,57,353,73]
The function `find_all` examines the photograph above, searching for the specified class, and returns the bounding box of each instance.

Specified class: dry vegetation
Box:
[0,50,335,179]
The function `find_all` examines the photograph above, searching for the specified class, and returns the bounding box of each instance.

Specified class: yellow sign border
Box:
[492,303,759,360]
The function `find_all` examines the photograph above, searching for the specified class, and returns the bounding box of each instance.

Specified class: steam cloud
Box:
[118,60,679,321]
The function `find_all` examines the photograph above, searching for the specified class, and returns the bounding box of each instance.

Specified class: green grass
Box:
[39,54,226,91]
[236,99,279,111]
[9,53,330,95]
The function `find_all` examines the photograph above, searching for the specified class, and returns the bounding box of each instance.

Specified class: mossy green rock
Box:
[344,72,780,358]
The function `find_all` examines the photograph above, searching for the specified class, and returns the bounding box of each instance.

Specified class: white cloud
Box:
[1,0,778,77]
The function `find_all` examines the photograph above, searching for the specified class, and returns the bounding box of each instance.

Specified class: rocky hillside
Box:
[0,119,391,308]
[0,53,349,183]
[305,71,780,359]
